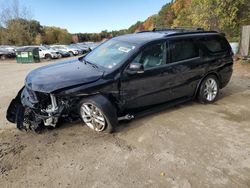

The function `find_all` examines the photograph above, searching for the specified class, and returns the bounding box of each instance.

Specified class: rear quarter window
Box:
[199,36,229,53]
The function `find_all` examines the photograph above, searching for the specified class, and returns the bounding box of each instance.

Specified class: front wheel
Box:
[79,96,117,133]
[198,75,219,104]
[0,55,6,60]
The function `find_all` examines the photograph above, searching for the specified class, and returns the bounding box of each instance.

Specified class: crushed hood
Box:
[25,59,104,93]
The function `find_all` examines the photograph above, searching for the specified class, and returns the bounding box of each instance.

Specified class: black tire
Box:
[198,75,219,104]
[78,95,117,133]
[45,54,52,60]
[69,51,74,57]
[0,55,6,60]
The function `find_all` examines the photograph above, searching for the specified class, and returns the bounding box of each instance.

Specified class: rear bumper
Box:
[219,65,233,89]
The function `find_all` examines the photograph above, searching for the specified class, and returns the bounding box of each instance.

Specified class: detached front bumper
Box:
[6,87,65,131]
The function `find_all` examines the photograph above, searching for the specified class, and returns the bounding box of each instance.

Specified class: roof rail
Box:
[166,30,218,37]
[172,27,204,31]
[136,30,152,33]
[151,27,205,32]
[136,27,218,36]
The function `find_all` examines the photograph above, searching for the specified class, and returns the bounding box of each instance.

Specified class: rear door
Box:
[166,37,204,99]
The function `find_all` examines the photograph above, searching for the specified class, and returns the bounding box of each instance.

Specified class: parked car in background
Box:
[43,45,70,58]
[53,48,70,58]
[58,50,71,58]
[70,44,89,54]
[0,45,17,53]
[6,28,233,133]
[0,47,16,60]
[51,45,78,56]
[87,42,100,50]
[77,42,100,51]
[32,46,60,60]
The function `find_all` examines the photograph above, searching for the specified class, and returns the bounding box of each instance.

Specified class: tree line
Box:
[130,0,250,41]
[76,0,250,42]
[0,0,72,45]
[0,0,249,46]
[0,19,72,46]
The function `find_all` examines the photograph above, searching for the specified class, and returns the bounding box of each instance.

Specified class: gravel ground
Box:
[0,59,250,188]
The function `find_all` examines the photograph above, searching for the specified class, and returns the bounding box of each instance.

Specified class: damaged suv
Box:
[7,29,233,133]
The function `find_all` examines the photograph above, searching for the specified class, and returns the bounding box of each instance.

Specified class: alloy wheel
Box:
[80,103,106,132]
[203,78,218,101]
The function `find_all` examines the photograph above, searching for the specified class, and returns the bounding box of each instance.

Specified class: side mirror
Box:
[127,63,144,75]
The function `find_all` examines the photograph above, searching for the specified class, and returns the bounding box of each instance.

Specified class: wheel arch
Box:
[194,72,220,98]
[45,53,52,58]
[78,94,118,132]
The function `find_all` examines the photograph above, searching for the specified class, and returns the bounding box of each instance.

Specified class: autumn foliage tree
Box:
[130,0,250,41]
[42,27,71,44]
[1,0,250,44]
[0,0,72,45]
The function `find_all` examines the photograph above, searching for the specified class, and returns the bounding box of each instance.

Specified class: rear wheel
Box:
[198,75,219,104]
[79,96,117,133]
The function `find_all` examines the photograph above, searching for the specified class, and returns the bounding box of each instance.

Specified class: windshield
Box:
[85,39,136,69]
[40,46,47,50]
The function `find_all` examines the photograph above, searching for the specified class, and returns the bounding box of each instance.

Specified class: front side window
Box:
[131,42,165,69]
[170,39,199,62]
[85,39,137,69]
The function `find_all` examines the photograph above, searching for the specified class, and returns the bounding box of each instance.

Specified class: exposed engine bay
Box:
[7,86,78,132]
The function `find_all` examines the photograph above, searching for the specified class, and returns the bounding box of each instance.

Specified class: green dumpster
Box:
[16,47,40,63]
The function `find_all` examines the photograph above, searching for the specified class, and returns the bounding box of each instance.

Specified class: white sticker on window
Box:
[118,47,131,53]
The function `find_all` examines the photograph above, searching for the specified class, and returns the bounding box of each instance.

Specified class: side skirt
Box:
[118,97,192,121]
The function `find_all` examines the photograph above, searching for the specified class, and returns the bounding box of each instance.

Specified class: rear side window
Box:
[200,37,228,52]
[170,39,199,62]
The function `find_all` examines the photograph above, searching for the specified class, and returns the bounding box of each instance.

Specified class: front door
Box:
[120,41,172,109]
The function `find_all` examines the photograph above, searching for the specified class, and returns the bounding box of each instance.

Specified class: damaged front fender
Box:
[6,86,69,132]
[6,87,38,131]
[6,87,24,124]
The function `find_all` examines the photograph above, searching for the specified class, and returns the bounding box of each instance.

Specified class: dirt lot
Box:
[0,59,250,188]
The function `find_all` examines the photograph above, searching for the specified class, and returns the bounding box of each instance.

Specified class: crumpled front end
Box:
[6,86,67,132]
